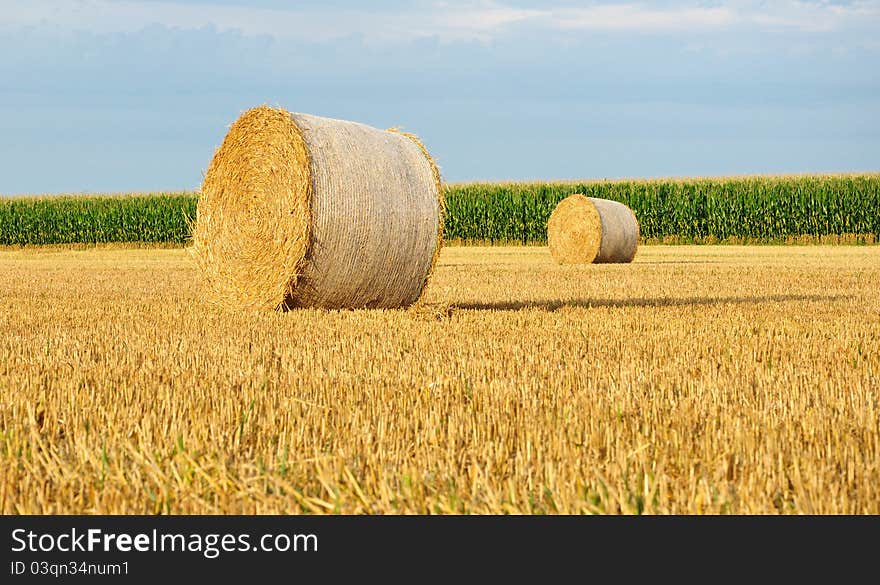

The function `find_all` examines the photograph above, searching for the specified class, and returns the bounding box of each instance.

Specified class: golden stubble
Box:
[0,245,878,514]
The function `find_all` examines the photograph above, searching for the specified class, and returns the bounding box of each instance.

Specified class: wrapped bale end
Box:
[547,195,639,264]
[192,106,444,310]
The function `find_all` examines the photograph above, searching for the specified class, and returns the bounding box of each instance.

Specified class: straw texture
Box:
[192,106,442,310]
[591,198,640,263]
[547,195,639,264]
[547,194,602,264]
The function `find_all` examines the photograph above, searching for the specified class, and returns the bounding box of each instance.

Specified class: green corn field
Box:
[445,174,880,244]
[1,175,878,245]
[0,194,197,245]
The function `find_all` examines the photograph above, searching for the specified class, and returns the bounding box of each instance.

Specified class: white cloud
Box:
[739,0,879,32]
[549,1,880,33]
[0,0,547,43]
[432,4,548,37]
[550,5,735,32]
[1,0,878,42]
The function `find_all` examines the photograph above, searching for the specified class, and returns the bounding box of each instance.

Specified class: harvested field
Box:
[0,245,878,513]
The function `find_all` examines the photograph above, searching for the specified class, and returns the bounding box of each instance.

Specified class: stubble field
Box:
[1,245,878,513]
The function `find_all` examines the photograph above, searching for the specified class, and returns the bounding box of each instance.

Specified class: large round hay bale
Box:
[547,195,639,264]
[192,106,444,310]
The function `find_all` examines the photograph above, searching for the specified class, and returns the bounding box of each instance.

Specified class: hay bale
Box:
[547,195,639,264]
[192,106,443,310]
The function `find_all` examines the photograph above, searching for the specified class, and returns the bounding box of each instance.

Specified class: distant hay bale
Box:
[192,106,443,310]
[547,195,639,264]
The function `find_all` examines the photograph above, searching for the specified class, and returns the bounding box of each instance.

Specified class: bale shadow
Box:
[635,260,721,265]
[451,294,852,312]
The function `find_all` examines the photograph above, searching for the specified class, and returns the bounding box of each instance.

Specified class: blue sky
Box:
[1,0,878,194]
